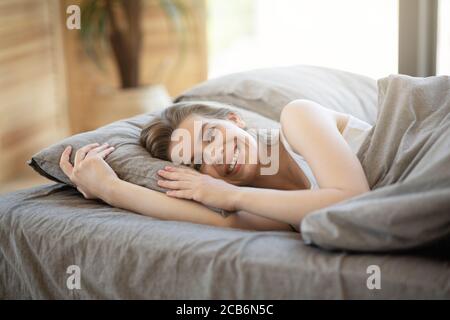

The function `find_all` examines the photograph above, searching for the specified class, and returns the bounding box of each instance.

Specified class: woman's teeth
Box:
[228,148,239,174]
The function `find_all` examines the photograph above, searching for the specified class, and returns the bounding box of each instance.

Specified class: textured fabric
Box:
[174,64,378,125]
[341,115,373,154]
[301,74,450,252]
[0,183,449,299]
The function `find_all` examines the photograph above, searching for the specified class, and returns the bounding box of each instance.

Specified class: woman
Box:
[59,99,372,232]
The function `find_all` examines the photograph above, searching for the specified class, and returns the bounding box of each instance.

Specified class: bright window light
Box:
[437,0,450,75]
[207,0,398,80]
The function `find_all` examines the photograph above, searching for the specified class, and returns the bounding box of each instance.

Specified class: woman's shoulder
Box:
[279,100,342,138]
[280,99,324,119]
[280,100,369,136]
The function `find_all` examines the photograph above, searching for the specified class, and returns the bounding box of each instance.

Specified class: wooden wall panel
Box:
[0,0,207,186]
[0,0,69,184]
[62,0,208,133]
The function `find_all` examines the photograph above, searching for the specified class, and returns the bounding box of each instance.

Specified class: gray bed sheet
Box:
[1,183,449,299]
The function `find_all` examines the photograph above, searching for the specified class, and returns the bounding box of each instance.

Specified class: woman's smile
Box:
[225,143,241,176]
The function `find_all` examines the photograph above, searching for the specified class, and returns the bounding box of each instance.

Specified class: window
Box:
[207,0,398,79]
[437,0,450,75]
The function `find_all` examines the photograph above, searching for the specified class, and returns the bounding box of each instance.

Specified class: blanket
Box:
[301,74,450,252]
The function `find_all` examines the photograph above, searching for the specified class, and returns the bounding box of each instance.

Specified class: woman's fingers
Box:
[96,146,115,159]
[166,189,193,200]
[157,179,190,190]
[74,143,100,166]
[84,143,115,159]
[59,146,74,177]
[165,166,199,175]
[157,169,191,181]
[87,143,110,155]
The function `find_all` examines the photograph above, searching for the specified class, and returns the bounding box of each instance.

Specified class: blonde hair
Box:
[140,101,241,160]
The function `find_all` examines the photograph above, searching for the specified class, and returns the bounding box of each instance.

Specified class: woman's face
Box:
[168,113,260,185]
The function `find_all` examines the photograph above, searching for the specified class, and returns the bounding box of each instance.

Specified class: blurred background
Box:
[0,0,449,193]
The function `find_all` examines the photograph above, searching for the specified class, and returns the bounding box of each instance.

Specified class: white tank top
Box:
[279,114,373,190]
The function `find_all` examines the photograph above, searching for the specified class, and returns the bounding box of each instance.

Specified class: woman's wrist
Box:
[228,185,247,211]
[100,177,122,205]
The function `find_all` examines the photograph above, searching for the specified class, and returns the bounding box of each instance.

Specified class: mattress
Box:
[1,184,449,299]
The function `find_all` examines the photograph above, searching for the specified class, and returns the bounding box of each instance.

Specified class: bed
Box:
[1,65,449,299]
[1,183,449,299]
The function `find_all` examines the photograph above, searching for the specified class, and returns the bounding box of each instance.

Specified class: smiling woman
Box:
[58,98,372,232]
[140,101,264,186]
[139,99,369,229]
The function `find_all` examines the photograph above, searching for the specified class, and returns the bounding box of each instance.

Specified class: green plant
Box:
[80,0,192,88]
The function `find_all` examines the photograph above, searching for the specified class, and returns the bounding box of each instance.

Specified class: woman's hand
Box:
[157,166,239,211]
[59,143,118,200]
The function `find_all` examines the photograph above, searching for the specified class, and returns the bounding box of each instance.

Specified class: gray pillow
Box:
[300,74,450,252]
[175,64,378,125]
[28,101,278,216]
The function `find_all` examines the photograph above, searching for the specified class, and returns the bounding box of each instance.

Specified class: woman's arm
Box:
[102,178,231,228]
[59,143,292,231]
[230,186,356,227]
[104,180,293,231]
[280,99,371,194]
[159,99,370,227]
[228,99,371,226]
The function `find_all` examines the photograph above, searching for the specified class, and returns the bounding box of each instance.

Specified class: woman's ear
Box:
[227,112,246,128]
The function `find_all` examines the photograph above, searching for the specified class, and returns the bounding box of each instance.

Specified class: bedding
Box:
[301,74,450,252]
[174,64,378,125]
[0,183,449,299]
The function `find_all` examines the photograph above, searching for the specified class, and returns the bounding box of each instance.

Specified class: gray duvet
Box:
[0,183,449,299]
[301,74,450,252]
